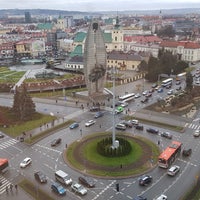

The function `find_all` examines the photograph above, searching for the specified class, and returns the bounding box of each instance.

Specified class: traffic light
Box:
[116,183,119,192]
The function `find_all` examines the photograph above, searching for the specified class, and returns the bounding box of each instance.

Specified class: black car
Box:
[182,148,192,157]
[133,196,147,200]
[78,176,95,188]
[138,174,152,186]
[51,138,62,147]
[160,132,172,139]
[94,111,104,118]
[135,125,144,130]
[34,171,47,183]
[146,128,159,134]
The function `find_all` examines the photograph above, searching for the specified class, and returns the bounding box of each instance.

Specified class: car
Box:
[115,123,126,130]
[142,90,148,95]
[51,138,62,146]
[0,133,4,138]
[165,84,172,89]
[145,92,152,98]
[167,165,180,176]
[89,106,100,112]
[120,101,129,107]
[141,98,148,103]
[135,93,141,98]
[176,86,182,91]
[94,111,104,118]
[167,89,173,95]
[133,195,147,200]
[152,83,158,88]
[155,194,168,200]
[51,182,66,195]
[132,119,139,125]
[182,148,192,156]
[71,182,87,195]
[146,128,159,134]
[160,132,172,139]
[138,174,152,186]
[20,157,32,168]
[34,171,47,183]
[69,122,79,129]
[176,80,181,85]
[115,106,124,114]
[121,120,133,128]
[193,129,200,137]
[157,88,163,93]
[85,120,96,127]
[135,125,144,130]
[78,176,95,188]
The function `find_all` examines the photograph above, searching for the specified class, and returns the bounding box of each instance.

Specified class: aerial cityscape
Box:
[1,3,200,200]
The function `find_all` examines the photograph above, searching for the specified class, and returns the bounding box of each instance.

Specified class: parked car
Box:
[193,129,200,137]
[0,133,4,138]
[167,165,180,176]
[182,148,192,157]
[152,83,158,88]
[138,174,152,186]
[78,176,95,188]
[89,106,100,112]
[34,171,47,183]
[135,93,141,98]
[51,138,62,147]
[51,182,66,195]
[157,88,163,93]
[20,157,32,168]
[69,122,79,129]
[160,132,172,139]
[146,128,159,134]
[85,120,96,127]
[167,89,173,95]
[132,119,139,125]
[94,111,104,118]
[115,123,126,130]
[71,182,87,195]
[133,195,147,200]
[135,125,144,130]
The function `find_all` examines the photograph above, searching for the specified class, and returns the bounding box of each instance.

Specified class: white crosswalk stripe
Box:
[187,123,200,130]
[0,176,11,194]
[0,139,18,149]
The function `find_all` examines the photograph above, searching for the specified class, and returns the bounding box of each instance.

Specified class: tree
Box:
[185,72,193,91]
[138,60,148,71]
[12,84,35,121]
[157,25,175,38]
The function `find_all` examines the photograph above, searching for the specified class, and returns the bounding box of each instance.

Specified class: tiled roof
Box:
[74,32,86,42]
[69,45,82,57]
[124,35,162,43]
[37,23,53,30]
[160,41,200,49]
[107,51,142,61]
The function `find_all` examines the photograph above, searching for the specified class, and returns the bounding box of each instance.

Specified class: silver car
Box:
[71,182,87,195]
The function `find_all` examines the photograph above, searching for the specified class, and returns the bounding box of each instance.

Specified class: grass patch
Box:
[84,138,142,167]
[66,133,159,177]
[19,179,55,200]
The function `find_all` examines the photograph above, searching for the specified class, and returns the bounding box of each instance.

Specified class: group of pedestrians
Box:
[5,184,18,194]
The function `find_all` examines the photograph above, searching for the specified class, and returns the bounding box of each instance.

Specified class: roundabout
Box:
[65,132,160,178]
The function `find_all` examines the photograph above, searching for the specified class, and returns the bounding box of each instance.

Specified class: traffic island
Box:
[65,132,160,178]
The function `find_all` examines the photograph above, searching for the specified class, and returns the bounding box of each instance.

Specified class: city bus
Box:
[0,158,9,173]
[161,78,173,87]
[158,141,182,168]
[118,93,135,102]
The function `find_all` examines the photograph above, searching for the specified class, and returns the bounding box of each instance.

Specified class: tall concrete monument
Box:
[84,20,107,97]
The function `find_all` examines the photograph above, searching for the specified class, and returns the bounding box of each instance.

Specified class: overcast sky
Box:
[1,0,200,12]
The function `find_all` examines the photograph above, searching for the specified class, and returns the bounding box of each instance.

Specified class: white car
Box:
[155,194,168,200]
[167,89,173,95]
[85,120,96,127]
[167,165,180,176]
[71,182,87,195]
[193,129,200,137]
[20,157,32,168]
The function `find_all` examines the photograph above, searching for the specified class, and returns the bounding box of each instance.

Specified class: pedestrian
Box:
[6,186,8,194]
[99,124,101,128]
[15,184,18,190]
[10,184,13,191]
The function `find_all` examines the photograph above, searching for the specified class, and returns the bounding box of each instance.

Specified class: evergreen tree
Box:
[12,84,35,121]
[185,72,193,91]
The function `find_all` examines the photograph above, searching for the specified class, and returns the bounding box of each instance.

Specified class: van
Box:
[55,170,72,186]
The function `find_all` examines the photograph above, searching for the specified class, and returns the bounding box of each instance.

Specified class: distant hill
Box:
[0,8,200,17]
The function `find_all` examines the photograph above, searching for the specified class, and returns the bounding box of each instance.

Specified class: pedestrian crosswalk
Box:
[0,175,11,194]
[186,123,200,130]
[0,139,18,150]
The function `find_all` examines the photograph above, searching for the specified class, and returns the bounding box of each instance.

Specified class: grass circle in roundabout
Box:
[65,132,160,178]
